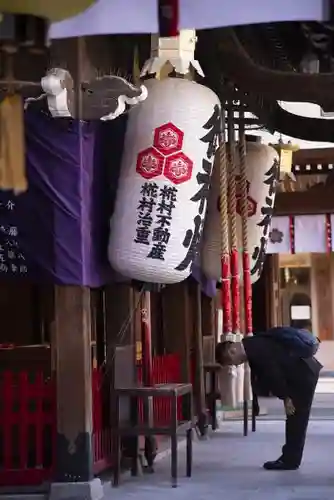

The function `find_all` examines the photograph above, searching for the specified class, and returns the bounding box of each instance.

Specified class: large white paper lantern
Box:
[201,142,279,284]
[108,77,221,284]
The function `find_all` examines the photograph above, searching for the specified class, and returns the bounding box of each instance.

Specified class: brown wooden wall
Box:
[0,282,53,372]
[0,282,53,345]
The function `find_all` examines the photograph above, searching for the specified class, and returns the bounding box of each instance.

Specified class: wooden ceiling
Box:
[197,22,334,142]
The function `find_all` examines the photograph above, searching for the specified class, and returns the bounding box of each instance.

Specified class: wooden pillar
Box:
[105,283,136,386]
[266,255,280,328]
[103,283,138,465]
[201,293,216,363]
[189,279,207,434]
[252,256,278,332]
[53,285,94,483]
[312,254,332,340]
[201,293,215,336]
[162,282,191,382]
[105,283,136,423]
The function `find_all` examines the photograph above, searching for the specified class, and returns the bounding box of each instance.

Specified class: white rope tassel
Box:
[219,365,238,408]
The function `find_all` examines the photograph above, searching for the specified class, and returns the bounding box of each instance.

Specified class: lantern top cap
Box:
[141,29,204,79]
[269,139,300,153]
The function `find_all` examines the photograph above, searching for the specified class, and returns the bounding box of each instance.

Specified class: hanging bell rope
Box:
[238,112,253,338]
[238,107,253,435]
[219,109,232,341]
[227,102,245,413]
[217,106,239,411]
[227,104,241,338]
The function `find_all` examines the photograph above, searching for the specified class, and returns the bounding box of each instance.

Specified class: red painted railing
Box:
[0,368,113,484]
[0,354,183,485]
[137,354,183,424]
[0,371,56,486]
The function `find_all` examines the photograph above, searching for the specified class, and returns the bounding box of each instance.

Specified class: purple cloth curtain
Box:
[0,110,112,285]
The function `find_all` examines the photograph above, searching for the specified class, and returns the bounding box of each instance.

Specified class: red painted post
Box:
[243,253,253,337]
[35,372,44,467]
[51,376,57,479]
[19,371,28,470]
[3,371,12,469]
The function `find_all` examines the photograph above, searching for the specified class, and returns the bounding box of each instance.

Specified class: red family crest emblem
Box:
[136,122,193,185]
[136,148,165,179]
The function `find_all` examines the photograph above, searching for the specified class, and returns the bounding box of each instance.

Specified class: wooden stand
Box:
[112,383,193,488]
[203,363,221,431]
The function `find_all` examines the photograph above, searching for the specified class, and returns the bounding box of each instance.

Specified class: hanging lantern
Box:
[108,77,221,283]
[201,140,279,285]
[270,138,299,183]
[109,28,220,283]
[0,1,95,21]
[0,0,95,58]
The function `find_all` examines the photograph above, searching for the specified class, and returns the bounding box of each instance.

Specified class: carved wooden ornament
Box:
[25,69,148,121]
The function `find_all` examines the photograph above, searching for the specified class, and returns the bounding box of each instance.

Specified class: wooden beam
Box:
[216,28,334,105]
[293,148,334,166]
[275,190,334,215]
[198,29,334,142]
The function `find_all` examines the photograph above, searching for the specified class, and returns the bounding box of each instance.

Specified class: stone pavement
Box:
[103,378,334,500]
[258,376,334,420]
[103,420,334,500]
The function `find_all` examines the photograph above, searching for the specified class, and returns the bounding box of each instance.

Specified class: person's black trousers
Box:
[281,374,319,466]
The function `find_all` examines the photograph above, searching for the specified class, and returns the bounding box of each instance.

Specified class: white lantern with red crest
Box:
[108,44,221,283]
[201,140,279,284]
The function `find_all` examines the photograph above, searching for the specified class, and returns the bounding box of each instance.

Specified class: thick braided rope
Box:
[227,106,241,340]
[227,112,238,252]
[238,110,252,401]
[219,117,234,341]
[238,120,248,253]
[219,139,229,257]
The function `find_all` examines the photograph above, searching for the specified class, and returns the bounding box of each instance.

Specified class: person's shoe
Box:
[263,459,299,471]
